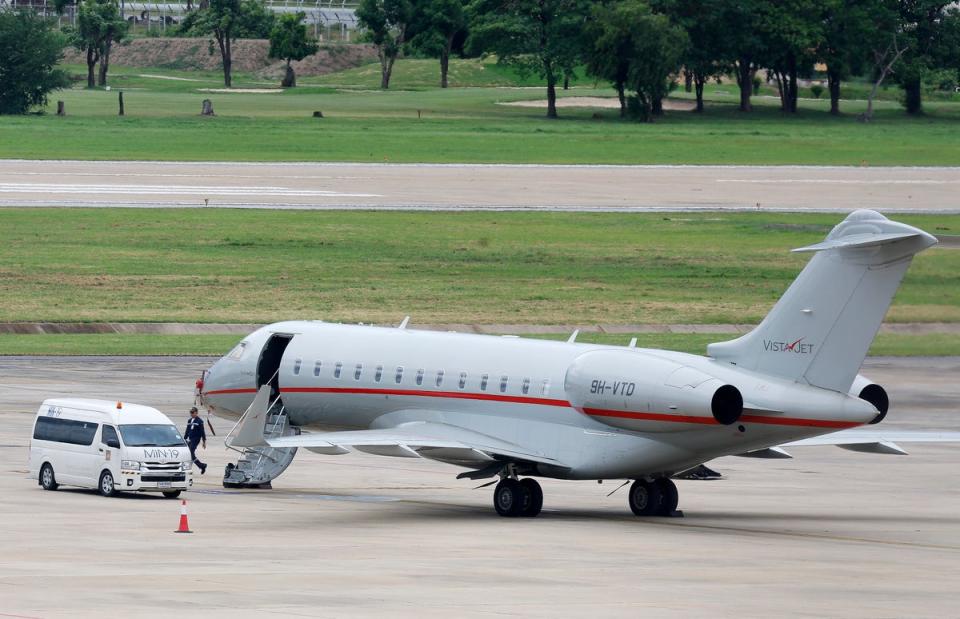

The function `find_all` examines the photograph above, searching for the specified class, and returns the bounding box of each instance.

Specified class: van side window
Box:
[354,363,363,380]
[314,361,322,377]
[458,372,467,389]
[33,416,98,446]
[395,366,404,384]
[541,379,550,396]
[293,359,302,375]
[521,378,530,395]
[101,425,119,446]
[500,376,508,393]
[375,365,383,382]
[480,374,488,391]
[416,369,424,386]
[334,362,342,379]
[435,369,444,387]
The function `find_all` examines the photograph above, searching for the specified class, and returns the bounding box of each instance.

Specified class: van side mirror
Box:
[105,438,121,449]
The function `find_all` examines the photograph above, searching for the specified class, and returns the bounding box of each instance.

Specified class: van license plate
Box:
[158,481,172,488]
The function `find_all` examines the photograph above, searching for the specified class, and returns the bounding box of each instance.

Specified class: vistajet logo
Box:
[763,337,814,354]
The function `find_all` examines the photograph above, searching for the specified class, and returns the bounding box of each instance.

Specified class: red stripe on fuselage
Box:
[206,386,861,429]
[281,386,570,408]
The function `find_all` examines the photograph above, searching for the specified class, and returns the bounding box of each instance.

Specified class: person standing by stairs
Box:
[184,407,208,475]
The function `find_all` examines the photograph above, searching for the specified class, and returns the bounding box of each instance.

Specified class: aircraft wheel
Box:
[519,478,543,517]
[98,470,117,497]
[655,478,679,516]
[40,463,58,490]
[493,478,528,517]
[628,479,662,517]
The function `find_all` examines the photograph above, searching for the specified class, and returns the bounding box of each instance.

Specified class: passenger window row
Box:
[291,357,551,396]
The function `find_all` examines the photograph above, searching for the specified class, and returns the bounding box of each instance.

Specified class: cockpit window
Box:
[227,342,247,360]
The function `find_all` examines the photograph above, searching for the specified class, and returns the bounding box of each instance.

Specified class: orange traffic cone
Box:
[175,499,193,534]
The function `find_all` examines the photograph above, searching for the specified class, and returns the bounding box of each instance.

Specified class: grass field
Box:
[0,60,958,164]
[1,209,957,326]
[0,332,955,356]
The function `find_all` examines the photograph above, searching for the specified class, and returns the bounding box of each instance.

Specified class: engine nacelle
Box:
[564,350,743,432]
[850,374,889,425]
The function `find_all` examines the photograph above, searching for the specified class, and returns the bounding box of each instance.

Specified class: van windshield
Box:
[118,424,187,447]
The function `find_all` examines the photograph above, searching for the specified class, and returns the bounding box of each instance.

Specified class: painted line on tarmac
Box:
[718,179,960,185]
[0,183,381,198]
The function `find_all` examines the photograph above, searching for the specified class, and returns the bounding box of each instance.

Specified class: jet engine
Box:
[564,350,743,432]
[850,374,889,425]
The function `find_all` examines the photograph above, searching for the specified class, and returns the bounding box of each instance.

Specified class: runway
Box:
[3,160,960,211]
[1,356,958,616]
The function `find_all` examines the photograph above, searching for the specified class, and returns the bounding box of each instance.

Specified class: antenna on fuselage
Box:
[398,316,410,329]
[567,329,579,343]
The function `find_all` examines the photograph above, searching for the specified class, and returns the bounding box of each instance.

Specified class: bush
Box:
[752,75,762,95]
[810,84,824,99]
[0,11,71,114]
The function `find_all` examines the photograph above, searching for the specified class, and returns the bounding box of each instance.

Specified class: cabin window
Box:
[395,366,404,384]
[541,379,550,396]
[480,374,488,391]
[334,362,342,379]
[354,363,363,380]
[500,376,508,393]
[435,369,444,387]
[521,378,530,395]
[293,359,302,375]
[458,372,467,389]
[416,369,424,386]
[375,365,383,383]
[313,361,322,377]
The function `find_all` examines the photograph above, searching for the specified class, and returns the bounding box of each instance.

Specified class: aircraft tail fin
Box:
[707,210,936,393]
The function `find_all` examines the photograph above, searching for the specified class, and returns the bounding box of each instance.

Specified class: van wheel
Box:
[162,490,182,499]
[40,463,58,490]
[98,470,117,497]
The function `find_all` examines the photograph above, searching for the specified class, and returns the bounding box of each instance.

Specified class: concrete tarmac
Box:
[1,356,958,617]
[2,160,960,212]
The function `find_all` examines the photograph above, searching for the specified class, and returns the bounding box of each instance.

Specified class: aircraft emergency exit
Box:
[200,210,960,518]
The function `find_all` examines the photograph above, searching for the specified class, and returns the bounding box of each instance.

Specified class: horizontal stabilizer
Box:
[792,231,923,253]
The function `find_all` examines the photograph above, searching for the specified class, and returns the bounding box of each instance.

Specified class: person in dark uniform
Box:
[184,406,207,474]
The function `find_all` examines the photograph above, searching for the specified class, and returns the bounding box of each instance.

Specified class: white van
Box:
[29,398,194,498]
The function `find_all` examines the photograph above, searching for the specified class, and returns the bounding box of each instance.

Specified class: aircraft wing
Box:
[229,387,567,470]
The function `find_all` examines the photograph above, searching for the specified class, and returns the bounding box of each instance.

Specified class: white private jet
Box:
[200,210,959,518]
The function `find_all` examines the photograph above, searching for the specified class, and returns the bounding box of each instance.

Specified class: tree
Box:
[713,0,765,112]
[468,0,590,118]
[70,0,126,88]
[756,0,822,113]
[896,1,958,114]
[817,0,891,115]
[0,10,70,114]
[585,0,686,122]
[655,0,728,112]
[268,12,319,87]
[356,0,418,89]
[407,0,466,88]
[184,0,275,87]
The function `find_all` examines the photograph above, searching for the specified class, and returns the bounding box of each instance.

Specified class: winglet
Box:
[228,385,271,449]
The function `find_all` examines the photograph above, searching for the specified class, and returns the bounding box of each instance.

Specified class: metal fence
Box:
[3,0,358,40]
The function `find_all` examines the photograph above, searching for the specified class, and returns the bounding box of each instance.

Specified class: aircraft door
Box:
[256,334,294,401]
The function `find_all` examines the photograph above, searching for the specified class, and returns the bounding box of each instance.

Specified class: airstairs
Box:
[223,396,299,489]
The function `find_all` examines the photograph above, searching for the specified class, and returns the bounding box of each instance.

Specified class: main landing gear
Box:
[628,478,680,517]
[493,477,543,517]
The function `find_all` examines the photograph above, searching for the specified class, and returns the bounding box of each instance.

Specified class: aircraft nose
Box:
[199,356,256,420]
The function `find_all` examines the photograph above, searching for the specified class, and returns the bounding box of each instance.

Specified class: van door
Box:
[100,425,122,482]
